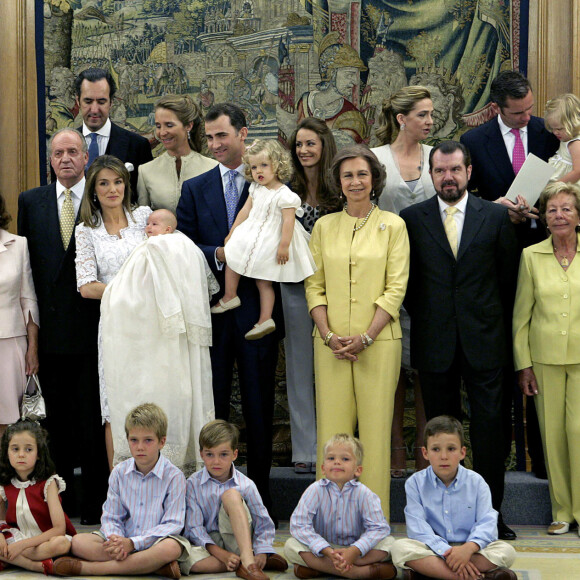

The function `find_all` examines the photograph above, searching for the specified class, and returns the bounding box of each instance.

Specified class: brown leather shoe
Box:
[483,568,517,580]
[264,552,288,571]
[155,560,181,579]
[293,564,323,579]
[236,562,269,580]
[368,561,397,579]
[53,557,83,576]
[402,569,431,579]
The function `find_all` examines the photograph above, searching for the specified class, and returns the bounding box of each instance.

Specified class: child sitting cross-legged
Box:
[52,403,189,579]
[183,419,288,580]
[390,416,517,580]
[284,433,396,580]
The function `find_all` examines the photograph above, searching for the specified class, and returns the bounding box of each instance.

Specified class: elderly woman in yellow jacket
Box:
[514,181,580,536]
[305,145,409,517]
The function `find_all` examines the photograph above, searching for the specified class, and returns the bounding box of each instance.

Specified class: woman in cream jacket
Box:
[137,94,217,214]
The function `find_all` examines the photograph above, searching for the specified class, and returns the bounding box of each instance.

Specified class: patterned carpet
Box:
[1,522,579,579]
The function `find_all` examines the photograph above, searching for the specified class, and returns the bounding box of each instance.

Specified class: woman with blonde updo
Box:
[137,94,217,213]
[371,86,435,477]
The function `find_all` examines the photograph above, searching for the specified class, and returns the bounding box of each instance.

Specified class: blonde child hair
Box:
[322,433,364,465]
[124,403,168,440]
[544,93,580,137]
[242,139,294,183]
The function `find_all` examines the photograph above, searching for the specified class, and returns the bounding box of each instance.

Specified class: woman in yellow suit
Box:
[514,181,580,536]
[305,144,409,517]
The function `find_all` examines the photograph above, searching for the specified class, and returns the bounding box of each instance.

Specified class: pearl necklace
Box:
[345,203,376,231]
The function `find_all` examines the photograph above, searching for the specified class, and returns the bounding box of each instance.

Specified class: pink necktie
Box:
[511,128,525,174]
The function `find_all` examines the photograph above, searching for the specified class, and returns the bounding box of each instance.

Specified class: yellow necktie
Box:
[444,206,459,258]
[60,189,75,250]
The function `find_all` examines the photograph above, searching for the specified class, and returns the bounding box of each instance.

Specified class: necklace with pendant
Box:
[554,245,575,268]
[346,203,376,231]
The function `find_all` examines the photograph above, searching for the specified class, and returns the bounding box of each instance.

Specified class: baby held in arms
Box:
[145,209,177,237]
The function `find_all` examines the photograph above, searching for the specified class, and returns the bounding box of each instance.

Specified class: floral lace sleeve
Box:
[75,224,99,290]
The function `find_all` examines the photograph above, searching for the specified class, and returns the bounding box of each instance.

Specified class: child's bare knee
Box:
[221,488,243,508]
[50,536,72,555]
[156,538,182,561]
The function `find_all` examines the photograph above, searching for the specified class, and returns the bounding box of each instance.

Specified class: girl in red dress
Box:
[0,420,75,574]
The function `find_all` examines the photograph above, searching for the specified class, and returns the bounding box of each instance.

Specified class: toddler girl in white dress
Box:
[211,139,316,340]
[545,93,580,185]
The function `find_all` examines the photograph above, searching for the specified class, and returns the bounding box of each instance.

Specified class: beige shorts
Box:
[91,530,191,569]
[390,538,516,570]
[181,502,253,574]
[284,535,395,566]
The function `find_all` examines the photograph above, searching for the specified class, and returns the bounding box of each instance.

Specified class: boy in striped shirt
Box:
[284,433,396,579]
[53,403,188,579]
[183,420,288,580]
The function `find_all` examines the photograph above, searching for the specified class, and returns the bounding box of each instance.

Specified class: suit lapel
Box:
[106,123,129,158]
[457,194,485,261]
[421,196,455,258]
[484,121,514,185]
[203,168,251,235]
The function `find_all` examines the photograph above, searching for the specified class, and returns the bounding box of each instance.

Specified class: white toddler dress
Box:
[225,183,316,283]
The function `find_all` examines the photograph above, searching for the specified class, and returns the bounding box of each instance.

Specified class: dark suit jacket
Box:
[105,122,153,197]
[177,166,283,336]
[17,183,100,355]
[49,123,152,199]
[401,194,518,373]
[460,116,559,246]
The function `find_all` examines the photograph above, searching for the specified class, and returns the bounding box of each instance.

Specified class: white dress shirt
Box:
[82,118,112,156]
[497,115,528,162]
[56,178,85,218]
[215,162,247,269]
[437,192,469,248]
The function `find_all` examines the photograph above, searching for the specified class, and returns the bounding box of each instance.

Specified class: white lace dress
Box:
[75,206,152,422]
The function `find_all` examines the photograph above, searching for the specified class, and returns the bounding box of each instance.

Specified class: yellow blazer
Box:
[513,233,580,369]
[305,207,409,340]
[0,229,38,338]
[137,150,218,213]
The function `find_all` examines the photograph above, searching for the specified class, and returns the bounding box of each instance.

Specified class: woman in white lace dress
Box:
[74,155,151,468]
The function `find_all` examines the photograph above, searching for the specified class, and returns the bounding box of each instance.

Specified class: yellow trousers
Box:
[533,362,580,523]
[314,337,401,520]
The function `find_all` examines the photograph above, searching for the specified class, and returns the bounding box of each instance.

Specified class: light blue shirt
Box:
[100,454,186,551]
[404,465,498,557]
[184,465,275,555]
[290,478,390,557]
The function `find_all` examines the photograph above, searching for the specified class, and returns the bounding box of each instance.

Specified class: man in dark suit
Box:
[460,70,559,246]
[401,141,519,539]
[18,129,108,523]
[177,104,279,515]
[67,68,152,198]
[461,71,557,479]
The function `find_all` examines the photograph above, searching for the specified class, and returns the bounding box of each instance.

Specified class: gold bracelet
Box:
[324,331,335,346]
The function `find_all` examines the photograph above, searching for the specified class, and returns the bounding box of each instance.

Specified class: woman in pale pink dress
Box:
[0,192,39,438]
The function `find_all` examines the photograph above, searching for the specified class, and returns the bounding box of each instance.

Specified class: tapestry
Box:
[41,0,528,466]
[43,0,527,160]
